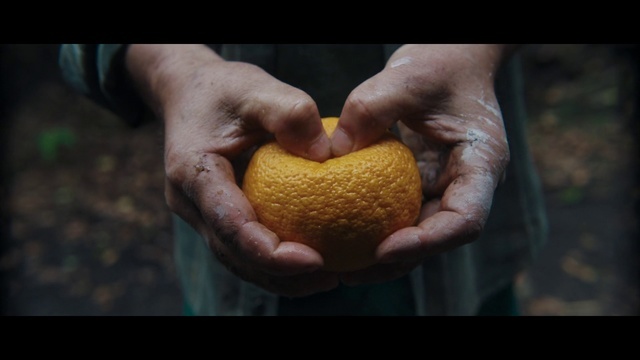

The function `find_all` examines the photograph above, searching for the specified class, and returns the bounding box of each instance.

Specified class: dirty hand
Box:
[125,44,339,297]
[333,44,513,285]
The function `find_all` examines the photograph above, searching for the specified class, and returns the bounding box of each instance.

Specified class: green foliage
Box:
[560,186,585,205]
[37,127,76,162]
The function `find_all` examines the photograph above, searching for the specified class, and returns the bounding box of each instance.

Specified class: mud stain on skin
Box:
[194,154,211,174]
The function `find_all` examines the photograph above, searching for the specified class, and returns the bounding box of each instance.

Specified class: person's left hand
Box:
[329,44,513,285]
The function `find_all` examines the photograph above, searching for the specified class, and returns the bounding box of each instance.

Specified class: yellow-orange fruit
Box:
[242,117,422,272]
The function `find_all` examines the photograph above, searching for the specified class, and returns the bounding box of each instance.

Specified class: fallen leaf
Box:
[561,254,599,283]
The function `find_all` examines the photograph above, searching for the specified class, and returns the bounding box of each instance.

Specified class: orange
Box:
[242,117,422,272]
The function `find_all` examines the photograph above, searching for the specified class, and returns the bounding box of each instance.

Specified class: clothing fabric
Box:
[58,44,548,316]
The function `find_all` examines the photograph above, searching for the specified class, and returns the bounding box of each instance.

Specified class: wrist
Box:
[386,44,515,92]
[125,44,222,117]
[388,44,514,83]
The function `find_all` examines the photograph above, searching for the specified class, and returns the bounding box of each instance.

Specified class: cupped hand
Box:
[126,44,339,297]
[333,44,513,285]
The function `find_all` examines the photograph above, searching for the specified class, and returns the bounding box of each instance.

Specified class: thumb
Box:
[269,106,332,163]
[330,78,407,157]
[330,110,396,157]
[244,87,332,163]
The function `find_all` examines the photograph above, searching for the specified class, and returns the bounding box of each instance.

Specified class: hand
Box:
[125,44,339,297]
[332,44,513,285]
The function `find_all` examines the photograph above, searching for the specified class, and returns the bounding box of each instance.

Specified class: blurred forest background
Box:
[1,44,638,316]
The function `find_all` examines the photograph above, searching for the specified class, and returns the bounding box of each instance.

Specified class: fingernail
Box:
[331,128,353,157]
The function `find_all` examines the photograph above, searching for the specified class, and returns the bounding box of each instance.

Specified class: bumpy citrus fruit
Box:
[242,117,422,272]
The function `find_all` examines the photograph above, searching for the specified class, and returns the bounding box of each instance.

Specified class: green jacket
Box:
[59,44,548,315]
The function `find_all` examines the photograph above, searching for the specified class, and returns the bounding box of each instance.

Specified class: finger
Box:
[240,84,332,162]
[331,77,406,157]
[376,172,499,263]
[397,122,456,199]
[203,229,340,297]
[179,152,325,276]
[236,222,325,275]
[399,113,509,202]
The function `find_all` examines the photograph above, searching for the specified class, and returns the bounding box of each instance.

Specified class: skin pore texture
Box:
[125,44,512,295]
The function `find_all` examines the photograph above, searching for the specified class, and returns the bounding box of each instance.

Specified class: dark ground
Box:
[1,44,638,316]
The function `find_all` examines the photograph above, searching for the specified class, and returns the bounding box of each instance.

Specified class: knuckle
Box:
[462,216,485,242]
[287,95,317,118]
[344,92,376,120]
[275,99,317,133]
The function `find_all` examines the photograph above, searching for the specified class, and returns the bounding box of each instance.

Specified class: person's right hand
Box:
[125,44,340,297]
